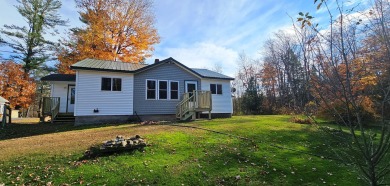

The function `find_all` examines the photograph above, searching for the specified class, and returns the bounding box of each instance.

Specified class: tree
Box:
[260,31,308,113]
[0,61,36,109]
[57,0,160,73]
[241,77,263,115]
[0,0,67,74]
[298,0,390,185]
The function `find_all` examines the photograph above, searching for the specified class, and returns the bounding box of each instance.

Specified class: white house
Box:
[42,57,234,125]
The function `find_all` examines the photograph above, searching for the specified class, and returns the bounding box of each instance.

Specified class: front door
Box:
[185,81,197,96]
[67,85,75,113]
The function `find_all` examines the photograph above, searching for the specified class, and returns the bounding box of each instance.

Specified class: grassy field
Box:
[0,115,370,185]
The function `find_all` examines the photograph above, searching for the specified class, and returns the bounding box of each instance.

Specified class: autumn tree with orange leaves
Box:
[0,61,36,109]
[57,0,160,74]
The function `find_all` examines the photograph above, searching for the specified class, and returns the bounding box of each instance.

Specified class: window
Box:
[170,81,179,99]
[210,84,222,95]
[101,78,111,91]
[112,78,122,91]
[159,81,168,99]
[217,84,222,94]
[147,80,156,99]
[101,77,122,91]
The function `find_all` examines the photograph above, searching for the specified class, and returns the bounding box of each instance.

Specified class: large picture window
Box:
[147,80,156,99]
[170,81,179,100]
[210,84,222,95]
[159,81,168,99]
[101,77,122,91]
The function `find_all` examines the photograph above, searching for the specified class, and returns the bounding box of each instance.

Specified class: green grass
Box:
[0,115,373,185]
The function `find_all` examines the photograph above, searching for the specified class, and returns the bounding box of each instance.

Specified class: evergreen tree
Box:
[241,77,263,114]
[0,0,67,74]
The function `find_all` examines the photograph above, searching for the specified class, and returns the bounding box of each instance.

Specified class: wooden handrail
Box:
[42,97,60,123]
[176,90,212,120]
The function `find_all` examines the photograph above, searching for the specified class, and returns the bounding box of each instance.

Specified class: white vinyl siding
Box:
[50,81,74,113]
[75,70,134,116]
[201,79,233,114]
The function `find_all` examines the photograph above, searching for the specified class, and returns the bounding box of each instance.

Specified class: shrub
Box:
[290,116,312,124]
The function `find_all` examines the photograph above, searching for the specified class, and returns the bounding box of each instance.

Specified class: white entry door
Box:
[67,85,75,113]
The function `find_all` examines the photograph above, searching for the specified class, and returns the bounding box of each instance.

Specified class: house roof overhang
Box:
[41,74,76,82]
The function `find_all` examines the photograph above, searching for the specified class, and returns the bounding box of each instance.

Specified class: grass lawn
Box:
[0,115,373,185]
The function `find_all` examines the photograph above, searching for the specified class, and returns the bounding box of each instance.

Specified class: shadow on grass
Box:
[79,147,144,161]
[0,121,140,141]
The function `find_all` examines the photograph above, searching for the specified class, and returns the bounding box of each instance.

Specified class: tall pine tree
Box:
[1,0,67,75]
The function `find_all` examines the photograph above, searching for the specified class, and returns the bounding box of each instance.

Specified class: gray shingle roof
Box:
[71,58,147,72]
[0,96,9,104]
[41,74,76,82]
[191,68,234,80]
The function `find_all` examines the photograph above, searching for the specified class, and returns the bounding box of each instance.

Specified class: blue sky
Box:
[0,0,368,76]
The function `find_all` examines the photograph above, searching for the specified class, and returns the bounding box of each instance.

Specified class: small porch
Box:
[41,97,75,123]
[176,90,212,121]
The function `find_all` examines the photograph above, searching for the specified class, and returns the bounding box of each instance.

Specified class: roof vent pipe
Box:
[154,59,159,63]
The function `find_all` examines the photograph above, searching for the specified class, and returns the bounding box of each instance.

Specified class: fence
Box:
[2,104,12,127]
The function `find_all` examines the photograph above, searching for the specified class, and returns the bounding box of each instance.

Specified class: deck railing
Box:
[176,90,212,120]
[42,97,60,123]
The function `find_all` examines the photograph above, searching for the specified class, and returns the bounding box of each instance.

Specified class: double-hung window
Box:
[210,84,222,95]
[101,78,122,91]
[170,81,179,100]
[158,80,168,99]
[146,80,157,99]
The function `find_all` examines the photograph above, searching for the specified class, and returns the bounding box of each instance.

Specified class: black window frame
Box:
[112,78,122,91]
[210,83,222,95]
[101,77,112,91]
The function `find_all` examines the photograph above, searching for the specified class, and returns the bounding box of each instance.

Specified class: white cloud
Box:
[148,42,239,77]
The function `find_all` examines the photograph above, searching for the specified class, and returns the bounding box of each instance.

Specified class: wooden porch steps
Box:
[176,90,212,121]
[53,113,75,123]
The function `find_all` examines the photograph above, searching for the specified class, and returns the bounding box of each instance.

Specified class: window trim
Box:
[146,79,157,100]
[158,80,169,100]
[169,80,180,100]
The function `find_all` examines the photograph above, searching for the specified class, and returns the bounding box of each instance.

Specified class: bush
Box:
[290,116,312,124]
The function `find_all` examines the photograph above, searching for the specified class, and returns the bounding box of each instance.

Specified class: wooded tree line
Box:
[235,0,390,120]
[235,1,390,184]
[0,0,159,114]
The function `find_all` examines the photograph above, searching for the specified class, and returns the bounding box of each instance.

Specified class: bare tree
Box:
[299,0,390,185]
